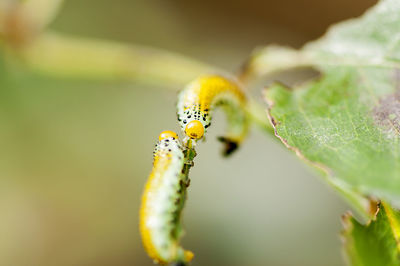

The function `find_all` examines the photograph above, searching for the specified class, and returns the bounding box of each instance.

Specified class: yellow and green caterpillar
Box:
[177,74,248,155]
[139,131,193,265]
[140,74,249,265]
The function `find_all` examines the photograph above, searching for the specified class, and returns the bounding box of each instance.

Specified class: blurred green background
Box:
[0,0,377,265]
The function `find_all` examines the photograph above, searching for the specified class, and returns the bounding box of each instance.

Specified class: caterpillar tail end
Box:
[184,250,194,263]
[171,250,194,266]
[217,136,239,156]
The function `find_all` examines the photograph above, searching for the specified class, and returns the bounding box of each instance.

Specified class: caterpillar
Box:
[177,74,248,156]
[139,130,194,265]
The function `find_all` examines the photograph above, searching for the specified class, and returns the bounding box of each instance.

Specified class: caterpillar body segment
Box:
[140,131,193,265]
[177,74,248,155]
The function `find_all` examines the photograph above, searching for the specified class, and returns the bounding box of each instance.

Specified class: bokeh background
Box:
[0,0,377,265]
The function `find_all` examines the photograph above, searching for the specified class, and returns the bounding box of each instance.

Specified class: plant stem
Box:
[170,139,196,265]
[13,32,215,88]
[238,45,313,83]
[245,98,274,134]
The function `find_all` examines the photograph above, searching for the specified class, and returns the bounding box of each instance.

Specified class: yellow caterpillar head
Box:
[185,120,204,139]
[159,130,179,141]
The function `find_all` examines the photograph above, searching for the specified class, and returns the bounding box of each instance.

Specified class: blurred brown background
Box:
[0,0,376,265]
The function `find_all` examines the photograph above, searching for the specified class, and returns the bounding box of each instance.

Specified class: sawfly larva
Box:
[139,131,193,265]
[177,74,248,155]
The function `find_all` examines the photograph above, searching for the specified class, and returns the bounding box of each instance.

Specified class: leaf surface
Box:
[343,203,400,266]
[261,0,400,215]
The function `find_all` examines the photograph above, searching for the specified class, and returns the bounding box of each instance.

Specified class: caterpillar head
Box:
[159,130,179,141]
[185,120,204,140]
[153,131,181,159]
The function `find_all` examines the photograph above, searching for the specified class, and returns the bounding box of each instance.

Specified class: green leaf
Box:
[256,0,400,217]
[303,0,400,67]
[342,202,400,266]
